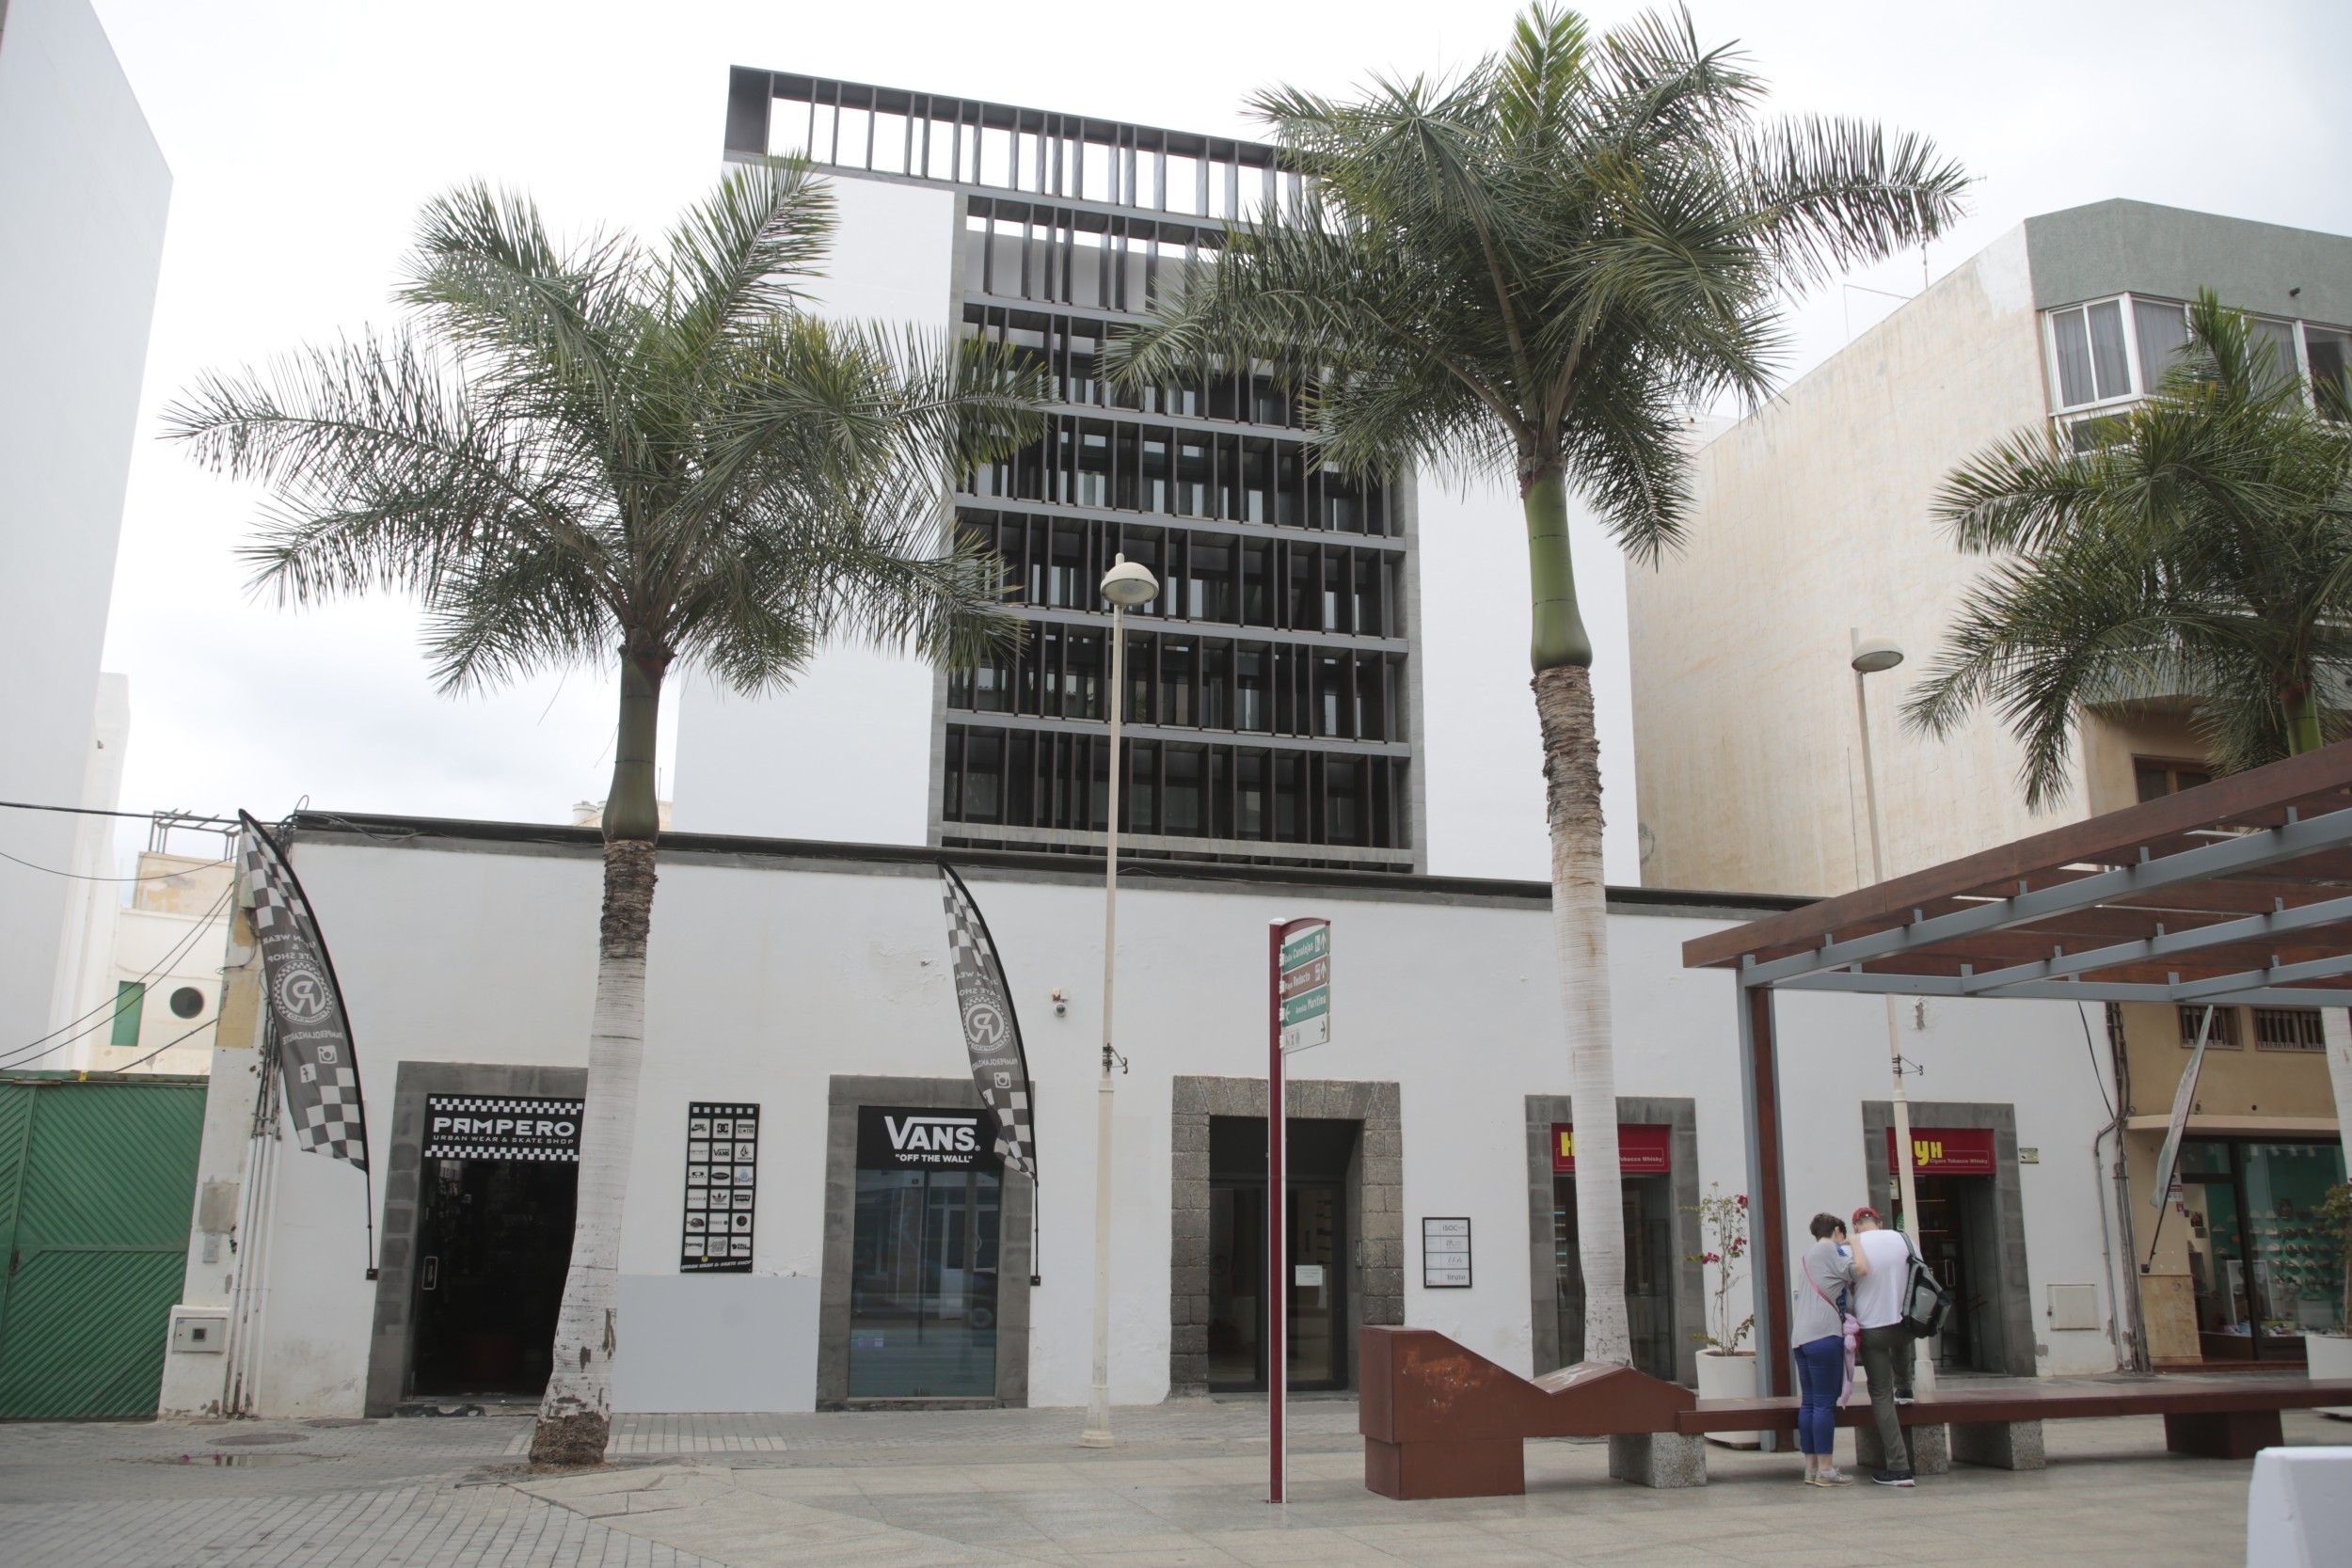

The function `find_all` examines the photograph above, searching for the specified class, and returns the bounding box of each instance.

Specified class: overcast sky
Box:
[84,0,2352,881]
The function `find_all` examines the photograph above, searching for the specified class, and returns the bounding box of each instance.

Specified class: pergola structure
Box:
[1685,739,2352,1395]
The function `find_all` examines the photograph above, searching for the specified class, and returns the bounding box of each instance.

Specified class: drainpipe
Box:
[2090,1115,2127,1370]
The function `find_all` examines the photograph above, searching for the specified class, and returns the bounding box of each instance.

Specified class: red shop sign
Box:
[1554,1123,1672,1175]
[1887,1126,1997,1176]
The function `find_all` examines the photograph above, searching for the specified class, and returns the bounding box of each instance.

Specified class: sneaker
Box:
[1895,1394,1915,1405]
[1871,1469,1915,1488]
[1817,1469,1856,1486]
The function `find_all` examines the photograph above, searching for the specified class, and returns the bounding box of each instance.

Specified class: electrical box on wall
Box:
[170,1308,229,1354]
[2045,1283,2100,1333]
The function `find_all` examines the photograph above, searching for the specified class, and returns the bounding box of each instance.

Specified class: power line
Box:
[0,847,233,882]
[0,881,237,1067]
[0,798,233,825]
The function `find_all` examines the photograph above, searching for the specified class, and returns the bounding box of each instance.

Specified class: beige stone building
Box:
[1627,199,2352,1370]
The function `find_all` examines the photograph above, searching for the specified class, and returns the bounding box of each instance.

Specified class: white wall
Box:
[218,831,2122,1418]
[0,0,169,1045]
[48,673,130,1044]
[1627,228,2071,897]
[672,172,959,846]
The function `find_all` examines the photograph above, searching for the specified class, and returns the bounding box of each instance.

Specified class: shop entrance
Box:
[1206,1117,1354,1392]
[408,1155,578,1398]
[2180,1136,2345,1363]
[1905,1174,2004,1373]
[847,1106,1003,1399]
[1883,1126,2011,1375]
[1551,1123,1677,1381]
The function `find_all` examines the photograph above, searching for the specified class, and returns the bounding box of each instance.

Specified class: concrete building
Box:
[677,72,1424,872]
[61,843,232,1077]
[160,814,2121,1418]
[0,0,170,1045]
[1625,199,2352,1368]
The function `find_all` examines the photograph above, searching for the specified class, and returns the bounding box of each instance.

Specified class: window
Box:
[168,986,205,1020]
[2134,757,2213,802]
[109,981,145,1047]
[2049,300,2132,406]
[2252,1007,2326,1052]
[2133,299,2188,388]
[2306,329,2350,416]
[2179,1006,2239,1048]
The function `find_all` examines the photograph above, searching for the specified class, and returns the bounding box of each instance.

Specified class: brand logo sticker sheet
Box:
[681,1101,759,1273]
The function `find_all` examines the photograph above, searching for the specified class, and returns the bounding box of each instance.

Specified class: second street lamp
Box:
[1850,629,1936,1399]
[1082,553,1158,1448]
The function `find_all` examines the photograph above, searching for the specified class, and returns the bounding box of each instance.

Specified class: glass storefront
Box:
[2181,1137,2345,1362]
[847,1107,1003,1399]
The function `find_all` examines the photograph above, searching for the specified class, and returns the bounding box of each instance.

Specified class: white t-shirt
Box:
[1852,1227,1912,1329]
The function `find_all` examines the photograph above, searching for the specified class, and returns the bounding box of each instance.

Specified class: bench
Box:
[1359,1326,2352,1500]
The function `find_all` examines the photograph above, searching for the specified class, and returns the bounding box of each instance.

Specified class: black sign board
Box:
[681,1101,759,1273]
[856,1105,999,1171]
[423,1095,582,1162]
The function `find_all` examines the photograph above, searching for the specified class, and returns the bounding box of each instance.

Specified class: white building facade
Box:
[0,0,169,1044]
[165,816,2122,1418]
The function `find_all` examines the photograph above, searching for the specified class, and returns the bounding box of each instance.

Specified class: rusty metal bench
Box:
[1360,1326,2352,1499]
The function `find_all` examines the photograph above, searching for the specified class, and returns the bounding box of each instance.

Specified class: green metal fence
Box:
[0,1074,206,1419]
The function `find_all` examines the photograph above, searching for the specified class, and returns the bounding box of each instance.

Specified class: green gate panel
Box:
[0,1077,206,1419]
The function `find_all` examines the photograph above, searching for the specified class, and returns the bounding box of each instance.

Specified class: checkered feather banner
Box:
[239,812,370,1172]
[937,863,1036,1183]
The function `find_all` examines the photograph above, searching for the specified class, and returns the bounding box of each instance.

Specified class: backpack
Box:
[1898,1233,1952,1340]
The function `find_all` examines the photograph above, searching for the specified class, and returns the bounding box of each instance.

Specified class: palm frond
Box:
[666,158,835,352]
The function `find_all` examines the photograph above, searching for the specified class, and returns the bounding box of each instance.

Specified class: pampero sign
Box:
[422,1095,583,1162]
[856,1105,999,1171]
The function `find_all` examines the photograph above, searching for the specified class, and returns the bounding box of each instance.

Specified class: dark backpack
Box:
[1898,1233,1952,1339]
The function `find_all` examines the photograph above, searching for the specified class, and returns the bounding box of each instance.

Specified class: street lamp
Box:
[1850,629,1936,1398]
[1083,552,1158,1448]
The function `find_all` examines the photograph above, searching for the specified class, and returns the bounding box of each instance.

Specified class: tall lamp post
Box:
[1083,552,1159,1448]
[1851,629,1936,1397]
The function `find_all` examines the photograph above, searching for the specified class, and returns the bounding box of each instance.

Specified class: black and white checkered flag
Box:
[239,813,370,1172]
[938,863,1036,1183]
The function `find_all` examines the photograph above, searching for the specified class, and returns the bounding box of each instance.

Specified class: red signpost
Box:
[1268,916,1329,1505]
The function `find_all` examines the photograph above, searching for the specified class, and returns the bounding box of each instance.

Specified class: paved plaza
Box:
[0,1396,2333,1567]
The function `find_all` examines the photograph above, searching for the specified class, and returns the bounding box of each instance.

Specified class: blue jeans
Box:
[1793,1334,1843,1457]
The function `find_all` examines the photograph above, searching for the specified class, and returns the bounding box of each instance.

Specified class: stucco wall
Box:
[671,171,958,847]
[1628,227,2073,897]
[215,830,2122,1417]
[0,0,168,1043]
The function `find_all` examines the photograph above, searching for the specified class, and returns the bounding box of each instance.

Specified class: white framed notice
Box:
[1422,1215,1472,1289]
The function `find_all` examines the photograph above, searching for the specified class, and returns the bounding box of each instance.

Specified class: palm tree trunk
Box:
[2284,682,2326,757]
[531,653,662,1465]
[1525,470,1629,1368]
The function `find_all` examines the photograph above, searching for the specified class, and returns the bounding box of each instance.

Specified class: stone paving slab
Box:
[0,1400,2338,1566]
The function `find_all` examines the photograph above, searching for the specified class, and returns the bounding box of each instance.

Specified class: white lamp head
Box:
[1100,555,1159,608]
[1851,636,1905,674]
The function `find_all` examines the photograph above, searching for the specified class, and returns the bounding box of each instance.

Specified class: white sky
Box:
[86,0,2352,882]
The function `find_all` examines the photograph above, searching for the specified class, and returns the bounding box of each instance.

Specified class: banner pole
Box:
[1267,919,1286,1505]
[242,812,377,1277]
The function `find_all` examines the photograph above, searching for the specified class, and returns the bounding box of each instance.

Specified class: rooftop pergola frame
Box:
[1683,739,2352,1405]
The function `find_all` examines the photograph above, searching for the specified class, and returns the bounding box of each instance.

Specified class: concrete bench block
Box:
[1609,1431,1708,1489]
[1949,1418,2045,1471]
[1854,1418,1949,1476]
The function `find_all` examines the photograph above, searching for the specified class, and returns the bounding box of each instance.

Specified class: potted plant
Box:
[2312,1181,2352,1417]
[1687,1185,1760,1446]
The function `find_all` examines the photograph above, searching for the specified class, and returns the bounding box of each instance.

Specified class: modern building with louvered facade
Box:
[688,71,1424,872]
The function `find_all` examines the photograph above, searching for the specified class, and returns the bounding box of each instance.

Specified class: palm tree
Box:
[1110,4,1964,1366]
[1906,289,2352,803]
[166,164,1045,1462]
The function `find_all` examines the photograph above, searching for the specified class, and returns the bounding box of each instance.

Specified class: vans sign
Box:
[856,1105,998,1171]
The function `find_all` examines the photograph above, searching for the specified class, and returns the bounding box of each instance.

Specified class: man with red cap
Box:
[1850,1206,1917,1486]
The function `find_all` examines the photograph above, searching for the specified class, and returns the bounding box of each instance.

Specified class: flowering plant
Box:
[1685,1184,1754,1353]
